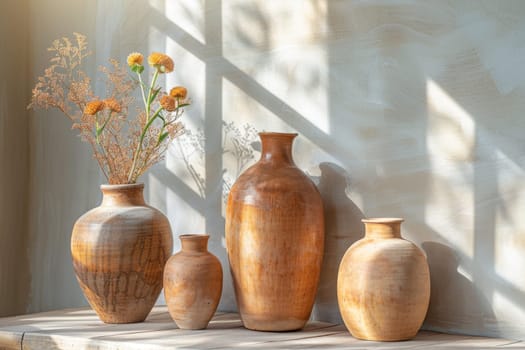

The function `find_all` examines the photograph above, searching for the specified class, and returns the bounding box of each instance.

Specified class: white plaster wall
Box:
[21,0,525,340]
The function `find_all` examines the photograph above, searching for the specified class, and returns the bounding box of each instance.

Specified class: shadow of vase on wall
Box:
[311,162,365,324]
[421,241,497,337]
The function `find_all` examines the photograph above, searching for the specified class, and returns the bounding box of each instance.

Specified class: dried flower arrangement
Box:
[29,33,190,184]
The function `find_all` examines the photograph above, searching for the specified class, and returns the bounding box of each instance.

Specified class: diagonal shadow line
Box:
[148,7,354,166]
[429,231,525,311]
[221,68,352,164]
[149,167,207,215]
[149,7,216,62]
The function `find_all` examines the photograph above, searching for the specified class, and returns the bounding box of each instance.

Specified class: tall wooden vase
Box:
[71,183,173,324]
[164,234,223,330]
[226,132,324,331]
[337,218,430,341]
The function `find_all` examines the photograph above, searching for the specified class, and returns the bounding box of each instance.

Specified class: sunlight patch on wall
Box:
[164,36,205,129]
[426,79,475,162]
[425,79,475,258]
[165,0,205,45]
[161,35,206,199]
[222,78,294,137]
[222,0,330,134]
[457,265,473,282]
[493,149,525,291]
[493,290,525,330]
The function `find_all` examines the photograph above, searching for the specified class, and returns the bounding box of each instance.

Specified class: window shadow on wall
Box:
[142,0,525,339]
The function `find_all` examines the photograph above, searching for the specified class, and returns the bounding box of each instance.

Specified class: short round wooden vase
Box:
[226,132,324,332]
[164,234,223,330]
[71,183,173,324]
[337,218,430,341]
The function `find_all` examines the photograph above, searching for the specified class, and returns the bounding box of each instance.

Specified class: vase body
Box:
[337,218,430,341]
[163,234,223,329]
[71,183,173,324]
[226,132,324,331]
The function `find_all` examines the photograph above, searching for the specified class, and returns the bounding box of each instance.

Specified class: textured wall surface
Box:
[18,0,525,340]
[0,0,30,317]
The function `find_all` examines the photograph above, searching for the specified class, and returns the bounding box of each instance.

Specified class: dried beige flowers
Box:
[29,33,190,184]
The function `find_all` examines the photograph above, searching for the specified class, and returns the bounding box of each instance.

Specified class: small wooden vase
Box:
[71,183,173,324]
[226,132,324,331]
[164,234,223,329]
[337,218,430,341]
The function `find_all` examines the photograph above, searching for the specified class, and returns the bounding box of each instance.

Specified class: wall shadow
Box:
[312,162,365,323]
[422,241,497,337]
[0,0,31,317]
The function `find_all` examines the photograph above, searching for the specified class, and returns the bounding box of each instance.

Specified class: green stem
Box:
[93,114,113,181]
[97,111,113,138]
[127,68,161,183]
[137,72,148,108]
[156,121,168,145]
[145,69,159,117]
[95,114,100,143]
[127,106,163,183]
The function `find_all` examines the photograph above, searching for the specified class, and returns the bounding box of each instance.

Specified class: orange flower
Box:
[169,86,187,99]
[84,100,104,115]
[126,52,144,67]
[104,98,122,113]
[160,95,176,111]
[148,52,174,73]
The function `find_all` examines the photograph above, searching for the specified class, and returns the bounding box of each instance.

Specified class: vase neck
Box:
[100,183,146,206]
[259,132,297,165]
[180,234,209,253]
[363,218,404,239]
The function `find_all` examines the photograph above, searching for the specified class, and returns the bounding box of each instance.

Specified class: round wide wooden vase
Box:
[71,183,173,324]
[337,218,430,341]
[164,234,223,330]
[226,132,324,331]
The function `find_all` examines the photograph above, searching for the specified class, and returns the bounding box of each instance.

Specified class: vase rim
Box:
[179,234,210,239]
[100,183,144,190]
[259,132,298,138]
[362,217,404,224]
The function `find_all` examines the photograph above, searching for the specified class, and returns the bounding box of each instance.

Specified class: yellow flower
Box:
[148,52,174,73]
[104,98,122,113]
[160,95,176,111]
[169,86,187,99]
[84,100,104,115]
[127,52,144,67]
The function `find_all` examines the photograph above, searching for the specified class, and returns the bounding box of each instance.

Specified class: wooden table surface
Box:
[0,306,523,349]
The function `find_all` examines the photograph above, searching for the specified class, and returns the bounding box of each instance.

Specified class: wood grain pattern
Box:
[164,234,223,330]
[225,132,325,331]
[0,307,521,349]
[71,183,173,324]
[338,218,431,341]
